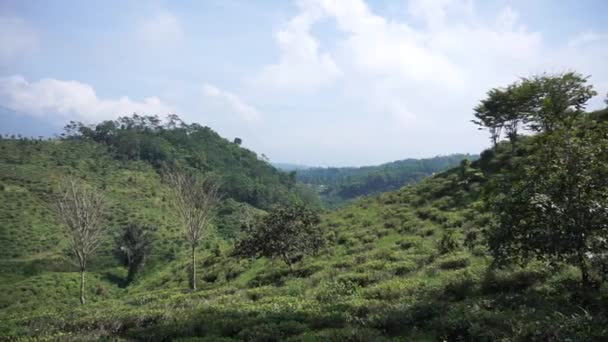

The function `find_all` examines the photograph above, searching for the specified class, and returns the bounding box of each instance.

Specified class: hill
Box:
[2,74,608,340]
[2,133,606,340]
[272,163,313,172]
[296,154,477,207]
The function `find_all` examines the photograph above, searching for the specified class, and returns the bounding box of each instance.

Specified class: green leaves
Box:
[234,204,325,268]
[487,122,608,285]
[473,72,597,145]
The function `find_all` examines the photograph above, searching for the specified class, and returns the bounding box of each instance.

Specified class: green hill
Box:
[2,78,608,340]
[295,154,477,207]
[2,128,607,340]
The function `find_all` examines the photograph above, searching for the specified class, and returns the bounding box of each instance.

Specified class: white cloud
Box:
[202,84,260,121]
[136,10,184,46]
[0,75,173,122]
[0,17,38,65]
[256,2,341,91]
[249,0,608,165]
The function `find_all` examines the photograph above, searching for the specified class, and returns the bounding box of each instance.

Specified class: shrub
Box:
[387,261,417,276]
[437,231,459,254]
[316,279,360,302]
[438,256,470,270]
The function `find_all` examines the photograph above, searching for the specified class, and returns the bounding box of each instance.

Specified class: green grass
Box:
[1,138,608,340]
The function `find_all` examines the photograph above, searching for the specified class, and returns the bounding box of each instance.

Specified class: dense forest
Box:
[1,72,608,340]
[294,154,476,207]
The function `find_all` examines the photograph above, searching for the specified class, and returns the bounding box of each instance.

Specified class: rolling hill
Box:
[2,120,607,340]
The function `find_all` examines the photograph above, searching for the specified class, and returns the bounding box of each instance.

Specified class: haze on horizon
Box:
[0,0,607,167]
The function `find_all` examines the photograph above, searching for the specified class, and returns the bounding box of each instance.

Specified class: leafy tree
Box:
[487,122,608,287]
[522,72,596,132]
[53,178,107,304]
[234,204,324,270]
[115,224,155,284]
[473,72,596,145]
[164,168,221,290]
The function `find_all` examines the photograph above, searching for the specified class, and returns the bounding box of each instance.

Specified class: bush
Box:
[438,256,470,270]
[437,231,459,254]
[316,279,360,302]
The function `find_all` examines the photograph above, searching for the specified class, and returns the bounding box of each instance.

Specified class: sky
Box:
[0,0,607,166]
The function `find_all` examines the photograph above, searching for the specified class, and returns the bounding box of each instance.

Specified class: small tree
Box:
[54,178,107,304]
[487,122,608,287]
[234,204,324,270]
[164,168,221,290]
[115,224,155,284]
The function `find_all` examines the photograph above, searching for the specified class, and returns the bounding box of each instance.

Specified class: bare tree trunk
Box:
[80,268,86,305]
[191,245,197,291]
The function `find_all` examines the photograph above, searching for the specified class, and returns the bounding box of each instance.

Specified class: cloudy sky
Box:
[1,0,607,166]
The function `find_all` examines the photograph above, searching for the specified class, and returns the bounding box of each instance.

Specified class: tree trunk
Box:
[80,268,86,305]
[191,245,197,291]
[577,250,591,288]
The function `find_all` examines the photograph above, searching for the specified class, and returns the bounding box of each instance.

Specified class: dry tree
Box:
[54,177,107,304]
[164,168,221,290]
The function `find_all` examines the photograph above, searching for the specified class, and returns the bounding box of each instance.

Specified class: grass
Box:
[1,138,608,340]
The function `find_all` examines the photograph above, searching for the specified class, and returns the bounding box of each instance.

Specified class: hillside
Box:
[2,73,608,340]
[2,130,607,340]
[295,154,477,207]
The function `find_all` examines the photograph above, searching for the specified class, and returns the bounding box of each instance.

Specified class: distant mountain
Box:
[296,154,478,207]
[272,162,314,171]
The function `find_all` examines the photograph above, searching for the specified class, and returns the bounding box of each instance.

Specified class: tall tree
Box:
[54,178,107,304]
[473,72,596,145]
[164,168,221,290]
[487,121,608,287]
[521,72,596,132]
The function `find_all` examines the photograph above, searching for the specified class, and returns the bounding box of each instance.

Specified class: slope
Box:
[296,154,477,207]
[2,134,606,340]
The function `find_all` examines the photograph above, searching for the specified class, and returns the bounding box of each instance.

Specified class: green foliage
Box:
[65,114,307,209]
[487,121,608,286]
[115,224,155,284]
[234,204,325,268]
[295,154,477,206]
[437,231,459,255]
[473,72,597,144]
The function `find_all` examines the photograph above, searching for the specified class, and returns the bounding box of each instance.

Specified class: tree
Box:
[53,178,107,304]
[487,122,608,287]
[473,72,596,145]
[233,137,242,145]
[521,72,596,132]
[116,224,155,284]
[234,204,324,270]
[164,168,221,290]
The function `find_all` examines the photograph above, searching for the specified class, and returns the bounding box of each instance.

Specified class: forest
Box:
[1,72,608,341]
[293,154,477,207]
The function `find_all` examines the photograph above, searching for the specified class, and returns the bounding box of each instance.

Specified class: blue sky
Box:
[1,0,607,166]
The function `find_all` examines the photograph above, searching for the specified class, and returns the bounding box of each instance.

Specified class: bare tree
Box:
[164,168,221,290]
[54,178,107,304]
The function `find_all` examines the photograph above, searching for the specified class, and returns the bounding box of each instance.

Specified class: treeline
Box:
[297,154,476,204]
[63,114,305,209]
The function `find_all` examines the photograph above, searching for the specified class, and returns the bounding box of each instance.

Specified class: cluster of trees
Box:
[473,72,597,145]
[297,154,475,204]
[63,114,303,209]
[479,72,608,287]
[53,169,324,303]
